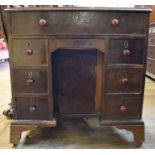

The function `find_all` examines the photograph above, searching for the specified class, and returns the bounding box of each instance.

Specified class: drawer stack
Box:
[11,38,52,120]
[7,9,150,123]
[103,37,146,121]
[147,23,155,79]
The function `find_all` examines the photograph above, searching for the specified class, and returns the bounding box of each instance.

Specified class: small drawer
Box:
[147,59,155,75]
[106,68,143,93]
[108,39,144,64]
[14,97,49,120]
[11,11,146,35]
[149,36,155,46]
[104,95,141,120]
[12,39,48,66]
[148,47,155,59]
[13,69,48,93]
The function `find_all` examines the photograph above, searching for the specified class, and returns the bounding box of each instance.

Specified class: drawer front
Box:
[148,46,155,59]
[104,95,141,120]
[12,39,48,66]
[149,36,155,46]
[15,97,49,120]
[11,11,146,35]
[147,59,155,74]
[106,68,143,93]
[13,69,48,93]
[108,39,144,64]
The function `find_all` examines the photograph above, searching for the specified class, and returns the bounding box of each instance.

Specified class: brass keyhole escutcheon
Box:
[27,42,31,47]
[26,42,34,55]
[29,100,36,113]
[123,41,129,49]
[27,71,34,85]
[28,71,33,78]
[76,12,80,21]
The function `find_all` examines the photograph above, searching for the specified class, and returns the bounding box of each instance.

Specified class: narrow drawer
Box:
[149,36,155,46]
[11,11,146,35]
[106,68,143,93]
[148,46,155,59]
[147,59,155,75]
[108,39,144,64]
[104,95,141,120]
[13,69,48,93]
[14,97,49,120]
[12,39,48,66]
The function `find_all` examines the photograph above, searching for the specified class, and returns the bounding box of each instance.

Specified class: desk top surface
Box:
[5,7,152,12]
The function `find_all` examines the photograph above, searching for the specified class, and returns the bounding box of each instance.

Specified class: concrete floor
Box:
[0,61,155,149]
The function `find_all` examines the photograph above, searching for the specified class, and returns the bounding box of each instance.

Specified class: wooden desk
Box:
[1,7,151,146]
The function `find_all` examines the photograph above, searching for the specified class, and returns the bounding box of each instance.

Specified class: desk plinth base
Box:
[100,120,145,146]
[10,119,144,147]
[10,119,56,145]
[116,124,144,146]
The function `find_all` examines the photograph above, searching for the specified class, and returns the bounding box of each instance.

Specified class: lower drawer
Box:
[147,59,155,75]
[106,68,143,93]
[14,97,50,120]
[13,69,48,93]
[104,95,141,120]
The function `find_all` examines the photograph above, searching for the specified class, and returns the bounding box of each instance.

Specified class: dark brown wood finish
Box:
[12,38,48,66]
[103,95,141,120]
[10,119,56,145]
[117,124,145,144]
[52,49,97,114]
[49,38,107,52]
[1,7,151,145]
[14,97,50,120]
[11,11,147,36]
[106,68,143,93]
[13,69,48,94]
[108,39,145,64]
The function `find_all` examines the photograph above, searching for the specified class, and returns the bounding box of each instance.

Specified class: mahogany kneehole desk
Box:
[2,7,151,146]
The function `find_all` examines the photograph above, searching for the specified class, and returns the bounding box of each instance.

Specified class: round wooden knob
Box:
[121,78,129,84]
[29,106,36,113]
[123,49,131,56]
[25,48,33,55]
[39,18,47,27]
[120,105,127,113]
[111,18,119,26]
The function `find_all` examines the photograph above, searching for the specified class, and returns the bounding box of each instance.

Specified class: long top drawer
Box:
[11,11,148,36]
